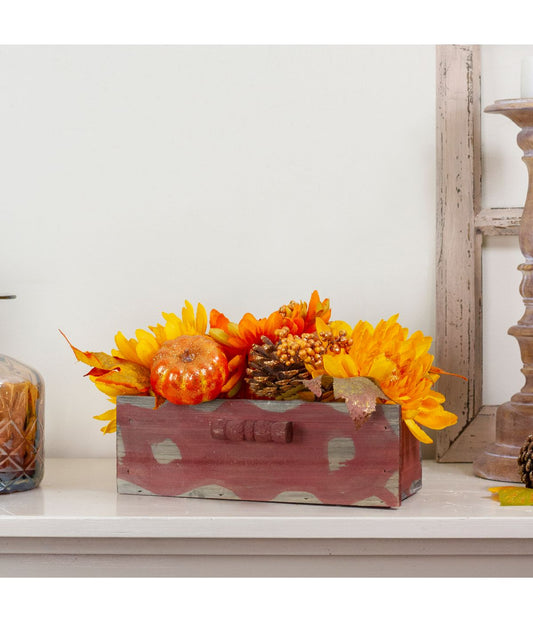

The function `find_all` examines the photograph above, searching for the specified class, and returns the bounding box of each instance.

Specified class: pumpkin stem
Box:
[181,350,195,363]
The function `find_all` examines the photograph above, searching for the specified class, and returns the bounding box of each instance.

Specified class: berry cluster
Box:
[274,326,353,368]
[275,330,325,367]
[318,329,353,355]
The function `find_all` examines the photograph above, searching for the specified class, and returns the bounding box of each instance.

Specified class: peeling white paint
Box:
[328,437,355,471]
[116,431,125,464]
[190,401,224,413]
[180,485,240,500]
[385,471,400,496]
[271,491,322,504]
[151,438,182,464]
[353,495,388,507]
[253,400,301,413]
[383,408,400,436]
[117,479,155,496]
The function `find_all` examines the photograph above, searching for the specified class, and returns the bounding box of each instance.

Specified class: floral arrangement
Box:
[63,291,460,444]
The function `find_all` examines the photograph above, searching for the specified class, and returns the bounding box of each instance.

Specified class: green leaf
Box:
[490,486,533,505]
[333,377,388,430]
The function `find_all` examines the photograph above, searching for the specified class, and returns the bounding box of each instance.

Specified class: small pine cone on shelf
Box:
[518,434,533,488]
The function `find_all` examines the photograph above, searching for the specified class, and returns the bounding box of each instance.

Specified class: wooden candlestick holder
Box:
[474,99,533,481]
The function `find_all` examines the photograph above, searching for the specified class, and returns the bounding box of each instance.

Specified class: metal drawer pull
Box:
[210,418,293,443]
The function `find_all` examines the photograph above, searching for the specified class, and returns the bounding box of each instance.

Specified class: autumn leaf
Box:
[93,408,117,434]
[303,375,389,428]
[302,375,325,398]
[489,486,533,505]
[61,330,151,397]
[333,376,388,429]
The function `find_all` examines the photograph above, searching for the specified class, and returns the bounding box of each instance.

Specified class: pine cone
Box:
[518,434,533,488]
[245,336,311,400]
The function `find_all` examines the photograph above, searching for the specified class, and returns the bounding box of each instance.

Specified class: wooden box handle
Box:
[210,418,293,443]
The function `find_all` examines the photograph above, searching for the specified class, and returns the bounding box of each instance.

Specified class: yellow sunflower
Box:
[309,315,458,444]
[112,301,208,369]
[64,301,208,433]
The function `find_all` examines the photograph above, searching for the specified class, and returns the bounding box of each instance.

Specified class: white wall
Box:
[0,45,436,458]
[481,45,533,406]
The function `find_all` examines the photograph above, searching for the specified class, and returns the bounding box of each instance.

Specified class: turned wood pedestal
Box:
[474,99,533,481]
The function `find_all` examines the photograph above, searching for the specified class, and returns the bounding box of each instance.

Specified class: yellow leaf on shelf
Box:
[489,486,533,505]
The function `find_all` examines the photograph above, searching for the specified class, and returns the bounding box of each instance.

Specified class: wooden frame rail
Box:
[435,45,522,462]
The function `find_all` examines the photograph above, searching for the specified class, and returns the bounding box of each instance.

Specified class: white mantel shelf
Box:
[1,458,532,577]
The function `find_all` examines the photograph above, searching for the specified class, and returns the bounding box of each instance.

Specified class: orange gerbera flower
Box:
[209,291,331,397]
[309,314,458,444]
[278,290,331,334]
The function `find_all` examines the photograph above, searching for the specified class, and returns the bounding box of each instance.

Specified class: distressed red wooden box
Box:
[116,396,421,508]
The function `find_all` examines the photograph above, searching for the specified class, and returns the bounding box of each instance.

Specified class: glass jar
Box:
[0,295,44,493]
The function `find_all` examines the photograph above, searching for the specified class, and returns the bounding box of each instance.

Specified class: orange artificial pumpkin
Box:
[150,334,229,405]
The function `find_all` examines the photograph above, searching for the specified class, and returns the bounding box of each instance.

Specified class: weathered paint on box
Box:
[116,397,421,508]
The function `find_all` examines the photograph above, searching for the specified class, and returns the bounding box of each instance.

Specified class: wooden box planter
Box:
[116,396,422,508]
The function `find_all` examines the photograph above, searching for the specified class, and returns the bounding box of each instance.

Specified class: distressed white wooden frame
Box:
[435,45,522,462]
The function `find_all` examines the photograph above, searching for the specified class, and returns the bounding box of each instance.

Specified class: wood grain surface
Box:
[116,397,422,508]
[475,208,523,236]
[436,44,484,462]
[435,48,531,463]
[473,99,533,481]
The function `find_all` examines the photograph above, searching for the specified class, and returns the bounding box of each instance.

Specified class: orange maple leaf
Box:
[61,330,151,397]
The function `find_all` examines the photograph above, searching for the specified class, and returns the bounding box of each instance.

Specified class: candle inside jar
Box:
[521,57,533,99]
